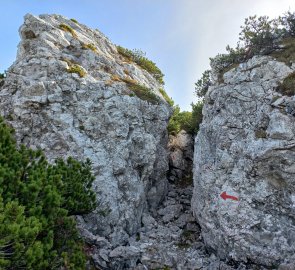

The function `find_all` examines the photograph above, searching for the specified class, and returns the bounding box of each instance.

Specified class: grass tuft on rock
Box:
[67,64,86,78]
[116,46,164,84]
[123,79,161,105]
[59,23,77,38]
[82,43,98,53]
[70,18,79,24]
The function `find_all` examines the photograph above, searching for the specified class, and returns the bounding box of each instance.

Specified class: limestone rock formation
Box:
[0,13,171,248]
[168,130,194,182]
[192,55,295,267]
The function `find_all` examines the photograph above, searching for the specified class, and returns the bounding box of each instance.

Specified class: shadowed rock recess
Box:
[1,13,295,270]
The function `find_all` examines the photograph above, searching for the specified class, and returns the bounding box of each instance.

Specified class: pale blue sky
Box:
[1,1,295,110]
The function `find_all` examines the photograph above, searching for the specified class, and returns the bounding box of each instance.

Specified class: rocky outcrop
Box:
[0,14,171,248]
[192,55,295,267]
[168,130,194,183]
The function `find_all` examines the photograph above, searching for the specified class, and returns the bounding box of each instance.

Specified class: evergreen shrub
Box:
[0,117,96,269]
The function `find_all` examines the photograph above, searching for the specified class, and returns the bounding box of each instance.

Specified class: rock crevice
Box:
[2,13,295,270]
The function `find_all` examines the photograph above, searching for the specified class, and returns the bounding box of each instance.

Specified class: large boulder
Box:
[0,14,171,247]
[192,55,295,266]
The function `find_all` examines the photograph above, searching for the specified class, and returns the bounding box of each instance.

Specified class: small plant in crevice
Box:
[175,174,194,188]
[0,72,6,79]
[255,129,267,139]
[97,207,112,217]
[121,77,138,85]
[59,23,77,38]
[176,230,193,249]
[271,95,281,103]
[153,266,171,270]
[277,71,295,96]
[111,74,122,82]
[0,72,6,88]
[136,232,141,241]
[67,64,87,78]
[123,69,130,76]
[82,43,98,53]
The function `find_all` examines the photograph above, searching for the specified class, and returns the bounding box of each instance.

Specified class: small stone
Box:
[99,249,109,262]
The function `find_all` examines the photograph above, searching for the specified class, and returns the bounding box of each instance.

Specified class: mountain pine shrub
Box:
[0,117,96,269]
[196,11,295,96]
[168,101,203,135]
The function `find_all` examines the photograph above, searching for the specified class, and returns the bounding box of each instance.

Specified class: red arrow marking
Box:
[220,191,239,201]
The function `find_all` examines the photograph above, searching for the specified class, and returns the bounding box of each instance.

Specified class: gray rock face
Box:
[192,55,295,266]
[0,14,171,246]
[168,130,194,182]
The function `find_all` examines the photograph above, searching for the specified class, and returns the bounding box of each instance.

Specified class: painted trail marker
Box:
[220,191,239,201]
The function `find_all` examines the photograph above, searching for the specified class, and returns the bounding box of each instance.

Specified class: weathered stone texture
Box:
[192,55,295,266]
[0,14,171,247]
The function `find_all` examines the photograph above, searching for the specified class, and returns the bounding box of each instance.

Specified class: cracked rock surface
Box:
[0,13,171,249]
[192,56,295,267]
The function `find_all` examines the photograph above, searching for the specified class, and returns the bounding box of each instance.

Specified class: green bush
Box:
[270,37,295,66]
[279,11,295,37]
[195,70,212,98]
[207,12,295,77]
[191,101,203,134]
[117,45,134,60]
[117,46,164,84]
[196,12,295,92]
[239,15,281,56]
[0,73,5,79]
[159,88,174,106]
[0,117,96,269]
[168,101,203,135]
